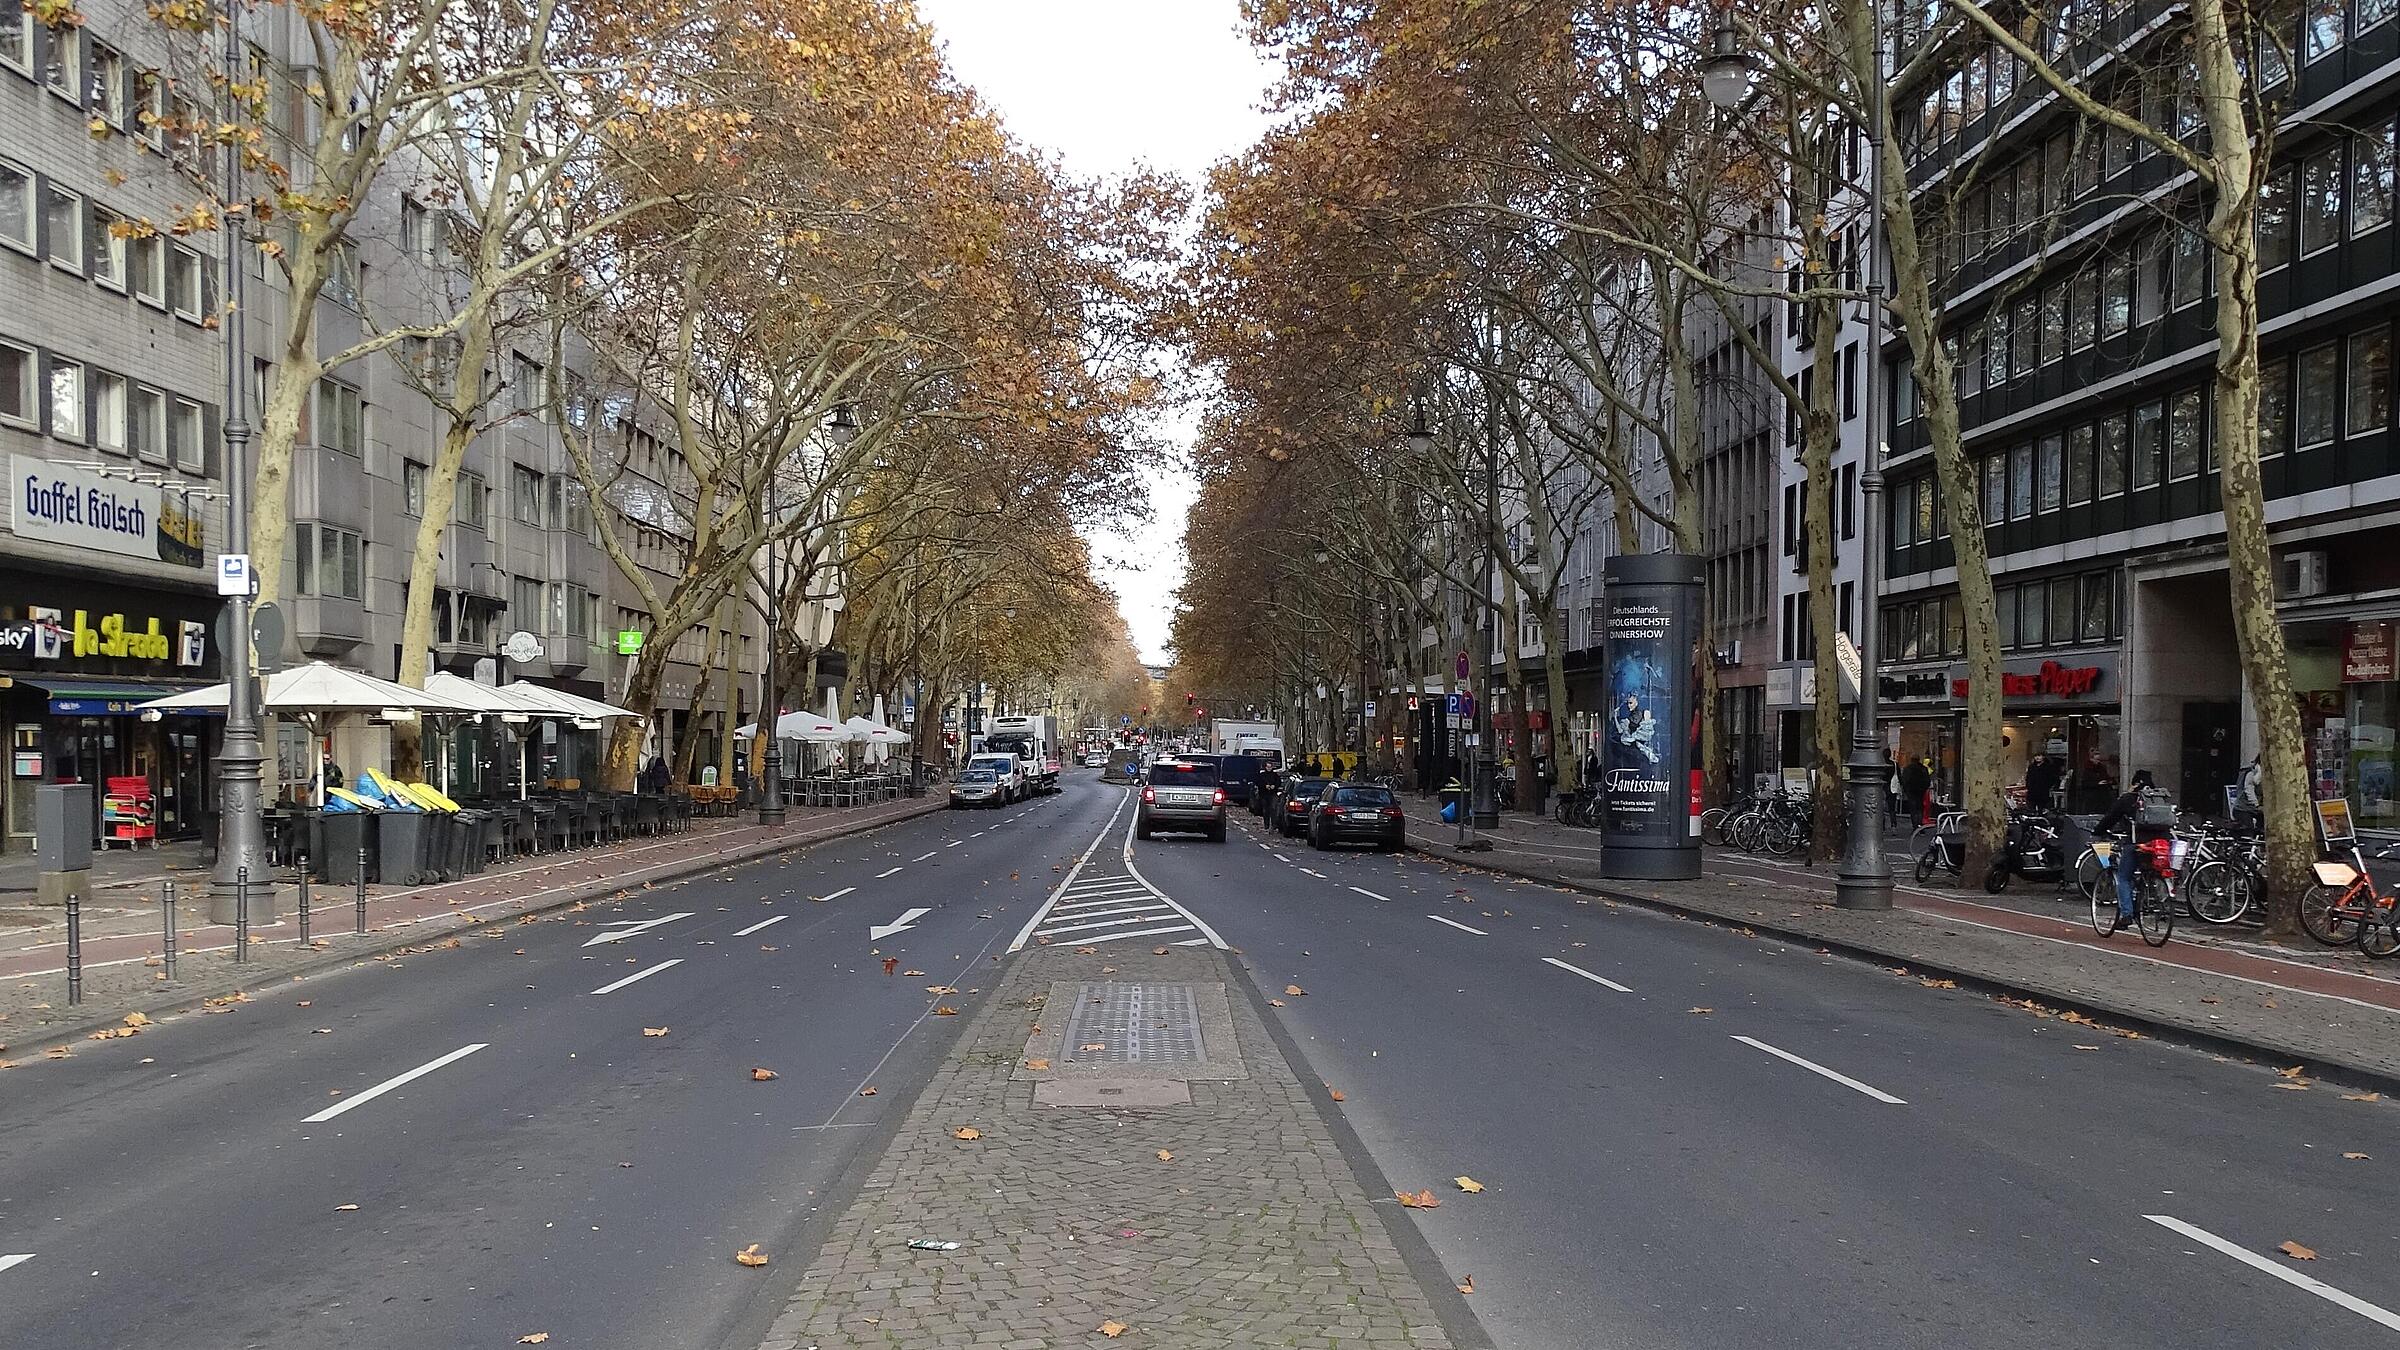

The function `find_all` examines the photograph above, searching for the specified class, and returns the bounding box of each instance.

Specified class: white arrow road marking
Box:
[1732,1035,1906,1104]
[1542,957,1632,992]
[1428,915,1487,936]
[0,1254,32,1275]
[2144,1215,2400,1331]
[302,1043,488,1122]
[581,912,694,947]
[590,959,683,996]
[734,915,787,937]
[869,907,932,941]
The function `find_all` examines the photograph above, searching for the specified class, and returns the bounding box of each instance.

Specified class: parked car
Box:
[967,752,1028,802]
[1309,782,1405,851]
[1274,777,1332,837]
[1135,757,1226,842]
[949,768,1005,809]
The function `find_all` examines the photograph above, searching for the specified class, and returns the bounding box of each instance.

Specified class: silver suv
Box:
[1136,758,1226,842]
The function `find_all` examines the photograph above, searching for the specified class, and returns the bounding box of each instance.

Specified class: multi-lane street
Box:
[5,773,2398,1349]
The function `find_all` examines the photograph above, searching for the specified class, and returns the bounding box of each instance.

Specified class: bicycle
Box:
[2176,824,2262,926]
[2300,842,2400,958]
[1557,784,1603,828]
[2089,835,2176,947]
[1913,809,1966,883]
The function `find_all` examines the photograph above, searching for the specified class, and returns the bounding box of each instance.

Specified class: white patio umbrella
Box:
[137,661,491,714]
[422,673,570,798]
[498,682,644,722]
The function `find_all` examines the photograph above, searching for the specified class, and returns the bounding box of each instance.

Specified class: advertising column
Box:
[1600,554,1704,879]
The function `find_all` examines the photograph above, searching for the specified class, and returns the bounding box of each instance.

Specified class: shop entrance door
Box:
[2179,701,2240,811]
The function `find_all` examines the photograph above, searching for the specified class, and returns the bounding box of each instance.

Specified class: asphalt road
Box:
[1115,801,2400,1350]
[0,780,1109,1350]
[11,773,2400,1349]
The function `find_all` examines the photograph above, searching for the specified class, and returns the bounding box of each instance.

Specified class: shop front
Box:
[0,581,221,851]
[2284,616,2400,831]
[1875,651,2123,815]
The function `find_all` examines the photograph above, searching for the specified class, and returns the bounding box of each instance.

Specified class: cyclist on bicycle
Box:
[2091,769,2171,925]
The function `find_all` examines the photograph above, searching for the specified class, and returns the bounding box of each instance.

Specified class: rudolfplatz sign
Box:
[1600,553,1703,880]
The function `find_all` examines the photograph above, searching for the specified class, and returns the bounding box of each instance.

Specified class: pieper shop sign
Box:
[1950,660,2105,701]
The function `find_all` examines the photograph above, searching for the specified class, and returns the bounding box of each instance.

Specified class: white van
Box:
[968,752,1030,802]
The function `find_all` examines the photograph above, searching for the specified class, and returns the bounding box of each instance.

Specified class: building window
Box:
[2069,269,2097,351]
[325,244,360,307]
[2356,121,2396,238]
[2010,296,2038,378]
[42,21,79,99]
[2168,389,2204,480]
[2066,424,2094,505]
[1841,461,1856,540]
[2098,412,2128,497]
[315,381,365,455]
[456,471,488,530]
[403,459,428,515]
[0,10,26,75]
[2132,232,2168,327]
[2101,257,2132,337]
[91,371,126,454]
[1982,453,2006,523]
[2132,399,2164,487]
[1998,583,2019,648]
[1986,310,2010,388]
[2049,574,2076,643]
[2081,573,2113,641]
[2298,341,2340,448]
[2172,223,2207,309]
[296,525,364,600]
[2009,442,2034,520]
[2306,0,2345,62]
[2021,581,2049,646]
[2303,146,2345,256]
[2040,284,2066,363]
[2039,432,2063,511]
[399,197,431,262]
[2368,0,2400,32]
[1915,475,1936,543]
[170,398,204,471]
[131,234,165,304]
[2349,328,2392,436]
[2258,169,2293,272]
[129,385,164,463]
[512,354,546,414]
[45,186,83,273]
[132,69,164,148]
[2261,355,2291,457]
[0,161,32,253]
[511,575,542,628]
[1891,485,1916,548]
[513,465,543,525]
[90,43,126,125]
[0,341,31,428]
[168,244,204,319]
[47,358,84,442]
[90,207,126,289]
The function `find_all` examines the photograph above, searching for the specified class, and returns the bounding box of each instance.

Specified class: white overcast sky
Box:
[915,0,1281,666]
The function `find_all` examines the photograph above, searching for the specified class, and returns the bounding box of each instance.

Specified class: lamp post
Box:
[209,0,271,923]
[1705,5,1891,908]
[1472,359,1500,832]
[1407,405,1435,793]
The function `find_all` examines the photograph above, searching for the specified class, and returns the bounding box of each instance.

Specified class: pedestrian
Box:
[1581,744,1600,786]
[1899,756,1931,826]
[2024,754,2060,811]
[2234,754,2263,832]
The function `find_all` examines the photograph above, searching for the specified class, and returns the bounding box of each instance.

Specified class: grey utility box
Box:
[35,783,94,907]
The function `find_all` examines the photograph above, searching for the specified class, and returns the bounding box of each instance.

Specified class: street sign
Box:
[216,553,255,597]
[1363,700,1377,717]
[251,602,287,674]
[473,657,499,685]
[502,630,544,663]
[1834,631,1863,699]
[616,629,645,655]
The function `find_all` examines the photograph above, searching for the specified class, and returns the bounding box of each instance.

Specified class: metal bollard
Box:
[65,888,81,1006]
[235,864,251,962]
[297,858,312,946]
[162,880,179,981]
[355,844,369,934]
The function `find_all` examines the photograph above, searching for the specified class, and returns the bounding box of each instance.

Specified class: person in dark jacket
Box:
[2091,770,2169,924]
[1898,757,1932,825]
[2025,754,2060,811]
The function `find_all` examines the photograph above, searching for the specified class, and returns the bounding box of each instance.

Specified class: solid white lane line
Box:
[944,840,963,849]
[817,886,856,902]
[1349,886,1393,901]
[875,867,902,878]
[1300,867,1327,878]
[914,851,938,862]
[1041,913,1182,936]
[2145,1215,2400,1331]
[1542,957,1632,992]
[734,915,787,937]
[301,1043,489,1123]
[1428,915,1488,936]
[0,1254,32,1275]
[1272,853,1291,862]
[1078,923,1201,945]
[972,831,986,838]
[1731,1035,1906,1104]
[589,959,685,996]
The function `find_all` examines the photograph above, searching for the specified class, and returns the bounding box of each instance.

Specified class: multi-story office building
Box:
[1865,2,2400,821]
[0,3,786,849]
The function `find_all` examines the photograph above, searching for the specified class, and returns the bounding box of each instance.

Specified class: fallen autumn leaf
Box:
[735,1243,770,1267]
[953,1126,983,1140]
[642,1027,669,1037]
[2279,1240,2317,1260]
[1396,1188,1441,1209]
[1454,1177,1484,1193]
[1099,1320,1129,1338]
[750,1067,778,1081]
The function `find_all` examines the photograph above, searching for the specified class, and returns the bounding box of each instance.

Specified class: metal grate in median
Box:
[1059,982,1207,1065]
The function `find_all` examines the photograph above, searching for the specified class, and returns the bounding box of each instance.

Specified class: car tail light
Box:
[1141,787,1155,803]
[1212,789,1226,805]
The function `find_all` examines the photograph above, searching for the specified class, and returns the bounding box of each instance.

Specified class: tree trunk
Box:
[1500,585,1537,810]
[1544,630,1576,795]
[246,347,321,605]
[674,627,723,786]
[604,657,667,791]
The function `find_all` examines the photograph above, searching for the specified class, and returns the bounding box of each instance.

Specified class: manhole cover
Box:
[1060,982,1207,1065]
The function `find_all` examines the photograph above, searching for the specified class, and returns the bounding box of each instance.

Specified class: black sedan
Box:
[1308,783,1406,851]
[1275,777,1331,836]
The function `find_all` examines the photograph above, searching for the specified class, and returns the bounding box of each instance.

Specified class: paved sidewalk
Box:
[1420,812,2400,1089]
[756,943,1469,1349]
[0,796,940,1052]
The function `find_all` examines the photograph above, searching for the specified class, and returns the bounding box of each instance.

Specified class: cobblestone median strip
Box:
[758,945,1466,1349]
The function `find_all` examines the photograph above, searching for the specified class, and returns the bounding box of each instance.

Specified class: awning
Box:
[19,676,211,716]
